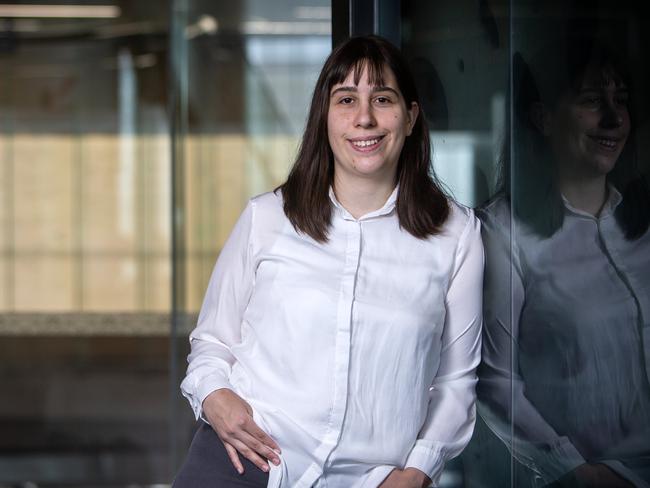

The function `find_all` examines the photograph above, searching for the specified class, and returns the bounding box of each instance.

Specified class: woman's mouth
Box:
[349,136,385,152]
[587,135,623,151]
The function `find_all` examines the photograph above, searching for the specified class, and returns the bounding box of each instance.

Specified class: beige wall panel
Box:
[215,135,248,248]
[0,135,9,310]
[13,134,75,252]
[143,256,171,312]
[140,134,171,254]
[185,255,205,313]
[83,256,137,311]
[14,256,74,311]
[82,134,133,252]
[183,135,201,256]
[0,135,9,249]
[247,134,297,196]
[0,258,6,311]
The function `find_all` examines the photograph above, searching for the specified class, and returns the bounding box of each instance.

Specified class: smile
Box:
[587,135,622,151]
[348,136,385,151]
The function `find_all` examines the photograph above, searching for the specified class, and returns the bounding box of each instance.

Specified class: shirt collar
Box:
[561,184,622,219]
[329,185,398,221]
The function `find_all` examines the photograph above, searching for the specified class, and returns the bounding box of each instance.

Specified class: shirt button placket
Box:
[313,219,362,482]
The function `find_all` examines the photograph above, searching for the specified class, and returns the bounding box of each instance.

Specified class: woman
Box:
[175,35,484,488]
[478,37,650,487]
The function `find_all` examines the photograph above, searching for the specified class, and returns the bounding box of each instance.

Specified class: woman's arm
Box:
[401,210,484,486]
[180,201,280,473]
[477,207,586,484]
[180,202,256,415]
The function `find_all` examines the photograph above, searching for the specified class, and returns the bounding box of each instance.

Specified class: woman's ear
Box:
[530,102,551,136]
[406,102,419,136]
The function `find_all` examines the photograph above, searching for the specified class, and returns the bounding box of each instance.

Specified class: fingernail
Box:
[262,465,269,472]
[238,468,244,475]
[273,458,280,465]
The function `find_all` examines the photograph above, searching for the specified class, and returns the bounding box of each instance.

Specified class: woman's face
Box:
[543,67,630,180]
[327,64,418,187]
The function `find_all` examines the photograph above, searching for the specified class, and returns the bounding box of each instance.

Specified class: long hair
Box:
[279,35,449,243]
[501,36,650,239]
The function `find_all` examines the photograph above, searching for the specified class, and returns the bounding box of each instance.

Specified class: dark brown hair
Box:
[501,36,649,239]
[279,35,449,242]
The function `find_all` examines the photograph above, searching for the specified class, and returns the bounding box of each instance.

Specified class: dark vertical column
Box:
[332,0,401,48]
[374,0,401,48]
[169,0,188,476]
[331,0,350,48]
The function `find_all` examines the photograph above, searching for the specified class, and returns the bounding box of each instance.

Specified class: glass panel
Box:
[402,0,509,209]
[498,3,650,488]
[0,1,172,485]
[169,0,332,473]
[401,2,510,485]
[402,1,650,488]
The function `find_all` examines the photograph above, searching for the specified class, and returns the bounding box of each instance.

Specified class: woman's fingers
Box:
[237,429,281,466]
[204,389,282,472]
[219,416,281,472]
[247,418,282,454]
[221,414,280,465]
[229,436,272,472]
[223,441,244,475]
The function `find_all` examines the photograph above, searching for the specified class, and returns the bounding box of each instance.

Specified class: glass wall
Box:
[401,2,509,486]
[403,1,650,487]
[0,2,173,485]
[2,0,648,486]
[169,0,332,473]
[483,3,650,488]
[0,0,330,485]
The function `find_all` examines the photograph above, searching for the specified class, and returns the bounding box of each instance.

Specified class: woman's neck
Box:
[332,174,396,219]
[558,175,608,217]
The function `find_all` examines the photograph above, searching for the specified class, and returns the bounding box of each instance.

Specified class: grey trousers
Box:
[173,421,270,488]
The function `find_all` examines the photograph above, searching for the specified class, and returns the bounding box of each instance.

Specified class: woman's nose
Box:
[354,100,377,128]
[600,99,625,128]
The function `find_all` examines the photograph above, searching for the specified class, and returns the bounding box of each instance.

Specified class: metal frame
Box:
[332,0,402,48]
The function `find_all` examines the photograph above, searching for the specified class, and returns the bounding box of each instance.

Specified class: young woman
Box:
[174,35,484,488]
[478,37,650,487]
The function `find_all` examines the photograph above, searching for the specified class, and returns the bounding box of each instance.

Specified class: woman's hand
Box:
[202,388,281,474]
[559,463,634,488]
[378,468,431,488]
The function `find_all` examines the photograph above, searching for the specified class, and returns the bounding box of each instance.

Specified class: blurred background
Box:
[0,0,648,486]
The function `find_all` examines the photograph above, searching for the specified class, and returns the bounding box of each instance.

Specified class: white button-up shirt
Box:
[181,188,484,488]
[478,190,650,487]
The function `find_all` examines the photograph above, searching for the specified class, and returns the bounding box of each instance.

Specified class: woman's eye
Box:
[615,95,629,106]
[375,96,391,104]
[339,97,354,105]
[582,96,602,106]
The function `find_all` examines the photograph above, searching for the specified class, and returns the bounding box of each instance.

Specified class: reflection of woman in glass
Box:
[479,37,650,487]
[174,36,484,488]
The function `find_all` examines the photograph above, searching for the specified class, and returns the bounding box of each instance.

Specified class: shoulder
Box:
[442,199,482,243]
[475,194,512,236]
[438,200,484,278]
[247,189,286,221]
[245,189,291,239]
[249,189,284,210]
[476,194,510,223]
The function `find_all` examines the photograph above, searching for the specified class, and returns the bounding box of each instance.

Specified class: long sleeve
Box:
[180,201,256,421]
[476,206,586,484]
[404,211,485,485]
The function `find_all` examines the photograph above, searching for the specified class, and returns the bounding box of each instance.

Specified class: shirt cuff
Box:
[180,371,233,421]
[404,441,445,486]
[529,436,585,484]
